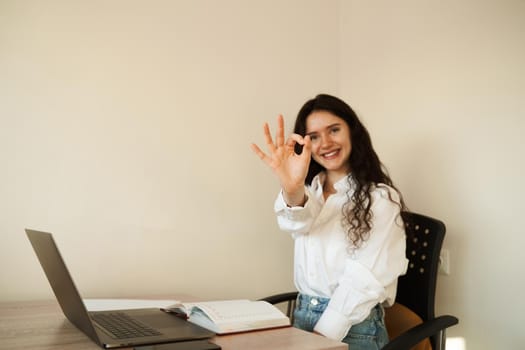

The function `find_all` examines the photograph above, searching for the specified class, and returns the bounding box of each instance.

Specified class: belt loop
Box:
[376,303,384,318]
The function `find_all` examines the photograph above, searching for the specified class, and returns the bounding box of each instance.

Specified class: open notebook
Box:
[163,299,291,334]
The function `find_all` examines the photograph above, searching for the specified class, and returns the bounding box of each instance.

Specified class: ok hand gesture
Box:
[250,115,312,206]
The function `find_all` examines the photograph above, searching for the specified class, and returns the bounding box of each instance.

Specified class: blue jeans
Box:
[293,293,389,350]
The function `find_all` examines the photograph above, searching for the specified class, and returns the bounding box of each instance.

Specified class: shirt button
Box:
[310,298,319,306]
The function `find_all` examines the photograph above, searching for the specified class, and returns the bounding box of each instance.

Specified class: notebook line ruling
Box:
[25,229,216,349]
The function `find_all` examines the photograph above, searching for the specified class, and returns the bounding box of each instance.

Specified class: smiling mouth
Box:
[321,150,340,159]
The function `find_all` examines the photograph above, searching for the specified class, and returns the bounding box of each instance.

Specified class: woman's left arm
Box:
[314,186,409,341]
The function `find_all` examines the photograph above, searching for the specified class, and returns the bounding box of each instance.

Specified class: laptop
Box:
[25,229,217,349]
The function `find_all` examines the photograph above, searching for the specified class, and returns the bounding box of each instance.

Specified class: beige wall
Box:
[1,0,524,348]
[339,1,525,349]
[0,0,339,300]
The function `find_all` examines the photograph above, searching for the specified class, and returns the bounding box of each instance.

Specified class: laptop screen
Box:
[26,229,102,345]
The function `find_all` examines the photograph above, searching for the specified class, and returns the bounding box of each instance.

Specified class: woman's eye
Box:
[309,134,318,141]
[330,127,340,134]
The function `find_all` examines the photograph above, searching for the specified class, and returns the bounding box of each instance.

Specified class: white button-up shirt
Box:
[274,173,408,341]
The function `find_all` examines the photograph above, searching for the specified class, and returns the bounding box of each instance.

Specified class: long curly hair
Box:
[293,94,406,248]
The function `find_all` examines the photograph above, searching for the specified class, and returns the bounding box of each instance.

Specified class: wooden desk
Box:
[0,300,347,350]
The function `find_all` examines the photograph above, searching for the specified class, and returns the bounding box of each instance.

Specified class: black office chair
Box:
[260,211,458,350]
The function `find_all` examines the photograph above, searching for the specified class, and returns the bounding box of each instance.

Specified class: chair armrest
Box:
[382,315,459,350]
[259,291,299,321]
[259,291,298,305]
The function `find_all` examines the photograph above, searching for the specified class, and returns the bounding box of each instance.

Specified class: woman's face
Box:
[305,110,352,178]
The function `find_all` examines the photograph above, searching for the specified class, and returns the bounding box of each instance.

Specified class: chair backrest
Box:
[396,211,446,348]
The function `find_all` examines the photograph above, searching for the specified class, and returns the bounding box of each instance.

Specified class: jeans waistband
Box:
[297,293,384,319]
[296,293,329,312]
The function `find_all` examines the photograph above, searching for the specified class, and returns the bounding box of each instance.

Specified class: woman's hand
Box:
[250,115,312,206]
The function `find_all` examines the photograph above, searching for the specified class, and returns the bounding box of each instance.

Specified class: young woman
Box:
[251,94,408,349]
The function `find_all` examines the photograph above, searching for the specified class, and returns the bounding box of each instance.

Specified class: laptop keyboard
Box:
[92,312,162,339]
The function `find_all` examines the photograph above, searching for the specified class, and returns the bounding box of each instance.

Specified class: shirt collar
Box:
[311,172,354,194]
